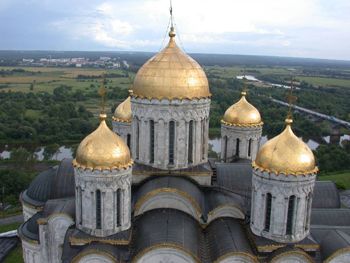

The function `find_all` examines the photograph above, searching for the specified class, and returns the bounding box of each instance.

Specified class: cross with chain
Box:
[98,74,107,114]
[286,76,297,119]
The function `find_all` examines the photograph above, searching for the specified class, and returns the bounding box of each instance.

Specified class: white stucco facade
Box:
[220,124,262,162]
[74,167,132,237]
[131,97,210,170]
[250,169,316,243]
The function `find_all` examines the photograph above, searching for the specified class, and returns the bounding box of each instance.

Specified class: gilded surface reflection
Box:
[113,96,132,123]
[73,116,132,170]
[132,32,211,100]
[222,92,263,126]
[253,119,318,175]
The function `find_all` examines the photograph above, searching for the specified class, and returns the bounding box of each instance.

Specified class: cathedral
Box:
[18,18,350,263]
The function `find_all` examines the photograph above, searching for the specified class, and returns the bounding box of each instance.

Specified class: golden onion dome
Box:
[113,96,132,123]
[253,118,318,175]
[132,28,211,100]
[222,91,263,126]
[73,113,133,170]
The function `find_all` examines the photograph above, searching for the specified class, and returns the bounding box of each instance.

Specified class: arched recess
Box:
[133,246,197,263]
[324,248,350,263]
[270,249,313,263]
[72,249,118,263]
[215,252,258,263]
[134,188,201,220]
[47,214,74,263]
[207,204,245,224]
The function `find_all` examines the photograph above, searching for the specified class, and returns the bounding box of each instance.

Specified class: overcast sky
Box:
[0,0,350,60]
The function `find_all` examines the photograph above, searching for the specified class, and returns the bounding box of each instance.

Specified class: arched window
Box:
[117,189,122,227]
[223,136,228,162]
[248,138,252,157]
[79,188,83,225]
[286,195,296,235]
[127,134,131,149]
[264,193,272,232]
[150,120,155,163]
[201,119,205,159]
[96,190,101,229]
[305,193,312,231]
[235,138,240,156]
[169,121,175,165]
[188,121,193,164]
[136,121,140,160]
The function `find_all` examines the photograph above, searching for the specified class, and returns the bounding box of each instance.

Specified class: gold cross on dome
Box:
[286,77,297,119]
[98,74,107,114]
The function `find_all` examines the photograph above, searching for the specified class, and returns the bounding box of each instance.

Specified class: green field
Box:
[4,245,23,263]
[318,171,350,189]
[297,76,350,88]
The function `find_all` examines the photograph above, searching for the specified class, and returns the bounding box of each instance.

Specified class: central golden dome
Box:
[222,92,263,126]
[73,114,133,170]
[132,29,210,100]
[113,96,132,123]
[253,118,318,175]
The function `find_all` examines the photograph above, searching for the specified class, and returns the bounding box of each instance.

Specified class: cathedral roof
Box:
[112,96,132,123]
[253,118,318,175]
[73,113,133,170]
[21,159,75,207]
[132,28,211,100]
[222,91,263,127]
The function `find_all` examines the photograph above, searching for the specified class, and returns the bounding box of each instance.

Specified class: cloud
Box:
[1,0,350,59]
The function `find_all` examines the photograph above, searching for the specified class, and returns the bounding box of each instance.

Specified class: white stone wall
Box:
[22,239,41,263]
[250,169,316,243]
[22,202,41,222]
[75,167,132,237]
[220,124,262,162]
[134,247,196,263]
[270,251,313,263]
[112,121,131,149]
[131,97,210,170]
[326,251,350,263]
[72,252,116,263]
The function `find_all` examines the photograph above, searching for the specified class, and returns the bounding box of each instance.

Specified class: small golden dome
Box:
[73,114,133,170]
[253,118,318,175]
[222,92,263,127]
[113,97,132,123]
[132,30,211,100]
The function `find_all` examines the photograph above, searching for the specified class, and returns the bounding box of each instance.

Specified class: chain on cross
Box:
[286,76,297,119]
[98,74,107,114]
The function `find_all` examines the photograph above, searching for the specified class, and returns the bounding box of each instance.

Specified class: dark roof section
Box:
[215,162,252,197]
[134,176,204,212]
[206,218,254,262]
[0,237,19,262]
[50,158,75,199]
[315,229,350,260]
[132,209,204,261]
[204,188,246,215]
[18,212,42,242]
[313,181,340,208]
[23,167,57,206]
[42,198,75,219]
[62,228,130,263]
[311,209,350,226]
[22,159,75,207]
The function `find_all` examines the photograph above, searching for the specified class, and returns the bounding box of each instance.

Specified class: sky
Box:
[0,0,350,60]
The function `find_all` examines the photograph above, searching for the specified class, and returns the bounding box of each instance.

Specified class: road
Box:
[271,98,350,129]
[0,215,23,226]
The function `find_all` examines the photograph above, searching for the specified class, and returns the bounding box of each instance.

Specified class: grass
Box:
[0,66,131,93]
[0,222,21,233]
[0,207,22,219]
[3,245,23,263]
[318,171,350,189]
[297,76,350,88]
